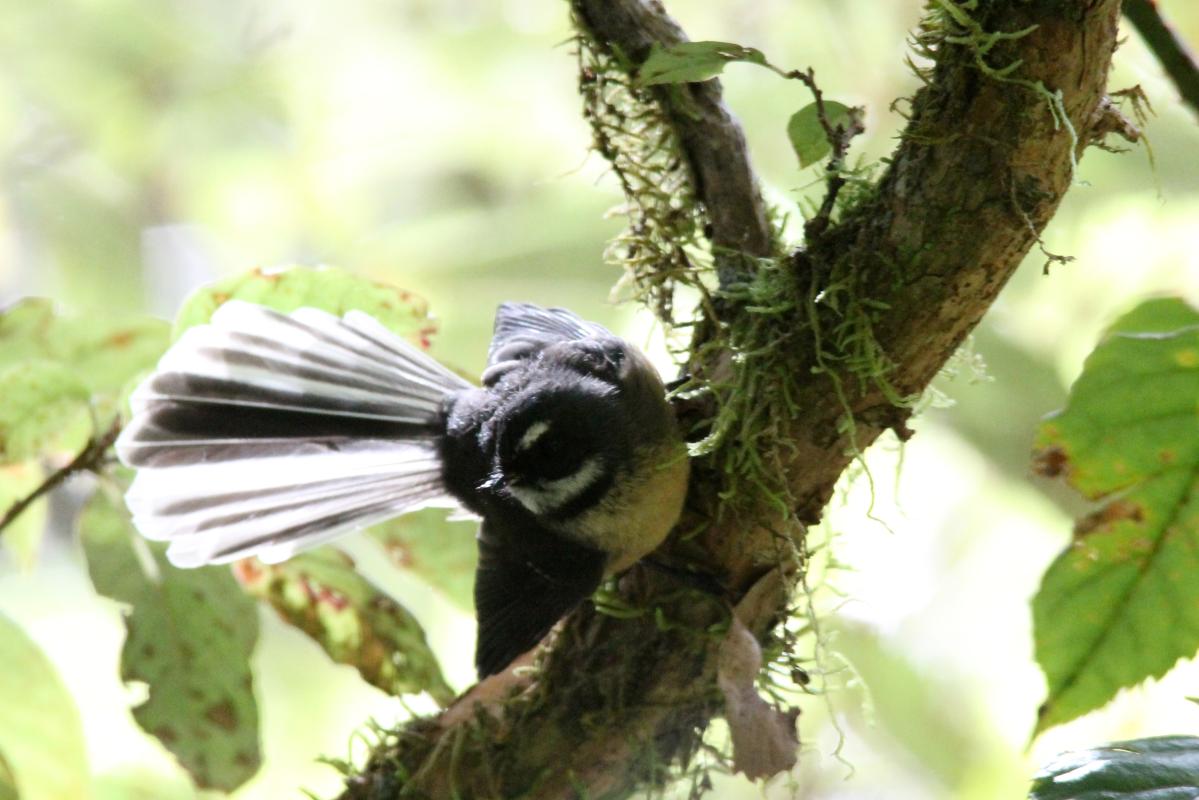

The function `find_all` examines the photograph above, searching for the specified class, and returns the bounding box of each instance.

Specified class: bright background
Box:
[1,1,1198,798]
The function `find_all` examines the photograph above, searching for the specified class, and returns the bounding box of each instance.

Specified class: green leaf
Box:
[637,40,767,86]
[51,316,171,397]
[0,361,92,463]
[0,299,170,413]
[0,461,48,569]
[368,509,478,612]
[80,490,262,791]
[172,265,437,342]
[0,300,56,368]
[786,101,853,168]
[1030,736,1199,799]
[1032,298,1199,733]
[0,299,170,391]
[233,546,453,705]
[0,610,90,800]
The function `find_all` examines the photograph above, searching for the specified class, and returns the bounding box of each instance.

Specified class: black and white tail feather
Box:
[116,301,472,567]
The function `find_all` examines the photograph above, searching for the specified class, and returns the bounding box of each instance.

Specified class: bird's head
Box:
[485,375,628,519]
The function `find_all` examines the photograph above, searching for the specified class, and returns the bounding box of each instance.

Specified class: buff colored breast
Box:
[564,438,691,574]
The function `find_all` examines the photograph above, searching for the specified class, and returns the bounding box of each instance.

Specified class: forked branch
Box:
[341,2,1126,798]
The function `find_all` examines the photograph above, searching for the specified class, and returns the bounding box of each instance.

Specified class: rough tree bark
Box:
[341,1,1132,797]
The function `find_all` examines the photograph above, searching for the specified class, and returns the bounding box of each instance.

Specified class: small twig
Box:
[0,418,122,535]
[791,68,866,240]
[1123,0,1199,120]
[573,0,776,266]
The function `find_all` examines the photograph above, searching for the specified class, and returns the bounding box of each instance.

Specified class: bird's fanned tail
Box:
[116,301,471,567]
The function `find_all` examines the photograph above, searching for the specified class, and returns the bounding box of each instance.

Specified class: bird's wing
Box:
[482,303,611,384]
[473,516,606,677]
[116,301,472,567]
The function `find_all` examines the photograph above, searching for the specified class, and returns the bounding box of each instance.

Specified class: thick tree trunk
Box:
[342,2,1131,798]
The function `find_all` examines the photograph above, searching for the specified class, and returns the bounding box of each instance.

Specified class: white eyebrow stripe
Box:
[517,420,551,453]
[508,456,603,516]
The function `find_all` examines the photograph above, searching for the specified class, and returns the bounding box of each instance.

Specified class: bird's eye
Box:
[511,425,584,484]
[530,435,577,480]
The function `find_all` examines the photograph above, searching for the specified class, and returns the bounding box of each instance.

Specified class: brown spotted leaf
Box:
[718,616,798,780]
[234,547,453,705]
[368,509,478,612]
[171,265,437,344]
[1033,298,1199,734]
[80,489,261,791]
[0,360,91,463]
[0,298,170,408]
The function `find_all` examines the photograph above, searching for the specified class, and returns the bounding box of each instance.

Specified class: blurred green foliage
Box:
[0,1,1197,799]
[0,609,89,800]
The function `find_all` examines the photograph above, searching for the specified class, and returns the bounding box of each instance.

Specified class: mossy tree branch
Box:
[572,0,776,269]
[341,1,1128,798]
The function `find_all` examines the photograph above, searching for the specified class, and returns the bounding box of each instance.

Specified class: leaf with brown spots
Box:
[170,265,436,343]
[0,361,91,463]
[79,490,261,791]
[0,297,169,572]
[368,509,478,611]
[1032,444,1069,479]
[234,547,453,705]
[1032,298,1199,734]
[0,298,169,412]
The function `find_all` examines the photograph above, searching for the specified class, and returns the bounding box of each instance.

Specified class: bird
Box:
[115,300,690,678]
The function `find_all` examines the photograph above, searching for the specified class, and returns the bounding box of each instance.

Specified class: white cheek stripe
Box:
[517,421,551,453]
[508,456,603,515]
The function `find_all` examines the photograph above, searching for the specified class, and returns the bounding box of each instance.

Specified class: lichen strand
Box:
[576,26,712,325]
[573,20,842,529]
[572,15,815,598]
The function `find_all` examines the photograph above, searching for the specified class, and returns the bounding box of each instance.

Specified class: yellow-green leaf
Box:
[0,361,92,463]
[0,299,170,420]
[80,490,261,791]
[786,100,853,168]
[234,546,453,705]
[0,611,90,800]
[0,461,48,569]
[636,40,767,86]
[1032,298,1199,733]
[0,300,56,368]
[51,316,171,397]
[172,265,436,342]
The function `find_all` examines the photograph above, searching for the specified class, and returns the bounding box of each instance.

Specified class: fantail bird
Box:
[115,300,690,677]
